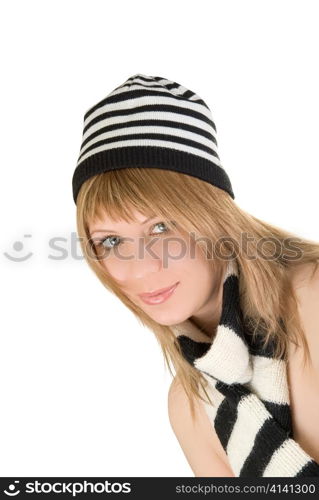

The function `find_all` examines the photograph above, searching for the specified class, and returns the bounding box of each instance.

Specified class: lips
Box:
[138,282,180,305]
[138,282,179,298]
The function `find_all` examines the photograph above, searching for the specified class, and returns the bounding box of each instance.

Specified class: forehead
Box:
[88,207,154,231]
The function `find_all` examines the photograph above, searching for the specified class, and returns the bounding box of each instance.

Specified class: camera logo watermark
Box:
[3,480,20,496]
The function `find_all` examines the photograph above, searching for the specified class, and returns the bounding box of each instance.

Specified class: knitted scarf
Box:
[170,259,319,477]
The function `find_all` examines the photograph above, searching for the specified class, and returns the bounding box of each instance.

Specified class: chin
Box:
[148,309,192,327]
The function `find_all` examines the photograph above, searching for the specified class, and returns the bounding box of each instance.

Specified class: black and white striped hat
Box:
[72,73,235,204]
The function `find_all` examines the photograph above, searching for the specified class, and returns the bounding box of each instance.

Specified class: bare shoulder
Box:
[289,260,319,292]
[168,376,235,477]
[289,261,319,316]
[288,260,319,360]
[307,260,319,290]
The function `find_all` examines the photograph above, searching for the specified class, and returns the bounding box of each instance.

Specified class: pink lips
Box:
[138,282,180,305]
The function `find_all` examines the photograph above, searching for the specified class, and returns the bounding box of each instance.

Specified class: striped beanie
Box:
[72,73,235,204]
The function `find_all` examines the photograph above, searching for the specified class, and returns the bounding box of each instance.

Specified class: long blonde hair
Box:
[75,167,319,419]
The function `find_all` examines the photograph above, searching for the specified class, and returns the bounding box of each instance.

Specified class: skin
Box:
[285,262,319,463]
[89,207,226,338]
[288,262,319,378]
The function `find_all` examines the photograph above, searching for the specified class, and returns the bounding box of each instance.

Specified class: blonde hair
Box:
[75,167,319,419]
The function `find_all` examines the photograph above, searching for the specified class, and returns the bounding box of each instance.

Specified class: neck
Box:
[189,261,226,340]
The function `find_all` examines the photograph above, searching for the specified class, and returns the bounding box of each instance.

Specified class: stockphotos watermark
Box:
[3,479,131,496]
[4,231,303,267]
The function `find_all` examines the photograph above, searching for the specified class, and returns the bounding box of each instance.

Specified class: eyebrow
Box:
[89,215,157,236]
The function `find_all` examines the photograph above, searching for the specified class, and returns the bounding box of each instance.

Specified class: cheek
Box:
[99,255,129,283]
[185,243,213,278]
[162,239,210,279]
[158,236,193,261]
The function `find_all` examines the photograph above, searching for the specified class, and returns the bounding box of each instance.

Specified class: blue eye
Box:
[94,221,173,252]
[151,221,169,234]
[99,235,122,250]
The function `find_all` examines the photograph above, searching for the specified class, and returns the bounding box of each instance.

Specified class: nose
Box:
[127,243,162,280]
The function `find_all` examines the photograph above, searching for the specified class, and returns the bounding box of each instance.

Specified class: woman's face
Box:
[88,207,223,329]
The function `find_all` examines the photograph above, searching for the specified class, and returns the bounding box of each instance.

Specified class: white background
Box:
[1,0,318,477]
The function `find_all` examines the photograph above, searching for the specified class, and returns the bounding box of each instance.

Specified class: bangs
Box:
[78,167,201,236]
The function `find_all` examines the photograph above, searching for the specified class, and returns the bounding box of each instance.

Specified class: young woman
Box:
[71,73,319,477]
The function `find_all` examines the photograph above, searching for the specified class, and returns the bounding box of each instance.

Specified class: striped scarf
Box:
[170,259,319,477]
